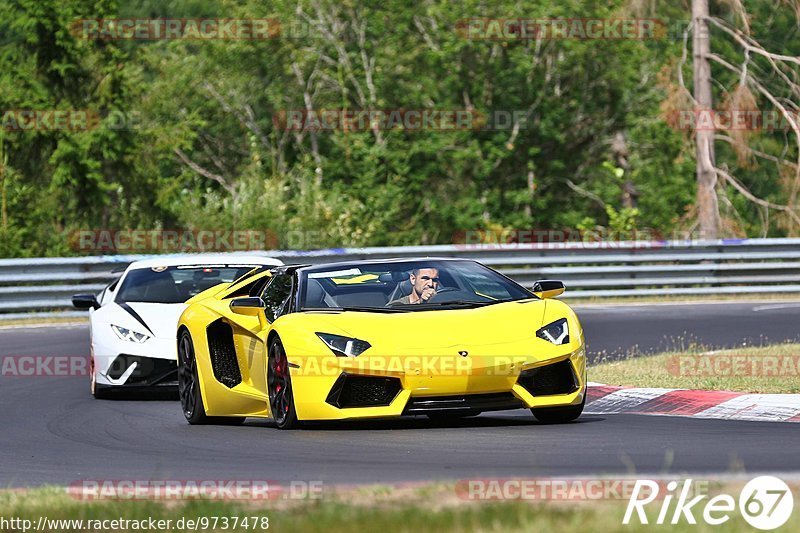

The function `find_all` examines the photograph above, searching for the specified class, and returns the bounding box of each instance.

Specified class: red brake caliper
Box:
[279,357,288,412]
[275,356,283,392]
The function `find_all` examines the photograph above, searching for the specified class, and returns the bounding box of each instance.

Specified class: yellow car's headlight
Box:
[536,318,569,345]
[316,333,371,357]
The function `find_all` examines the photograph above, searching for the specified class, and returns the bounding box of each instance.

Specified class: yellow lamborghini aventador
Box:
[176,258,586,429]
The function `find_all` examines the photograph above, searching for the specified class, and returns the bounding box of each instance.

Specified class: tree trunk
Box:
[612,132,638,209]
[0,139,7,230]
[692,0,720,239]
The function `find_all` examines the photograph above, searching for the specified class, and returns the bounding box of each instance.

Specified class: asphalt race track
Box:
[1,301,799,487]
[577,300,800,361]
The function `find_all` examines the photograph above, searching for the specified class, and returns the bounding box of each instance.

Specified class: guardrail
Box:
[1,238,799,313]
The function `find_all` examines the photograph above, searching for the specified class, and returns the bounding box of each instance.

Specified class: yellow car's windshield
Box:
[299,260,533,311]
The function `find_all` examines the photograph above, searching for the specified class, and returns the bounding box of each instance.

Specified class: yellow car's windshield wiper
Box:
[419,300,488,307]
[420,298,521,308]
[303,306,404,313]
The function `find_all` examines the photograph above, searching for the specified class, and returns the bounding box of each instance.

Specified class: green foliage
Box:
[0,0,797,256]
[605,206,640,233]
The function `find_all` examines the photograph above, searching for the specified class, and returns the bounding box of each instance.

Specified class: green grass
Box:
[1,484,797,532]
[591,343,800,393]
[0,316,88,328]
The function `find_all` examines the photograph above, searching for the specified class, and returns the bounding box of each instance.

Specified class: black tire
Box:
[531,396,585,424]
[267,336,300,429]
[178,329,245,426]
[91,358,113,399]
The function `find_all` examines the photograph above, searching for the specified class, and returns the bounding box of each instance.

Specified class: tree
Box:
[674,0,800,237]
[692,0,721,238]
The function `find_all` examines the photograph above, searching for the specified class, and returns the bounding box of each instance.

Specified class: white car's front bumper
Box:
[92,335,177,388]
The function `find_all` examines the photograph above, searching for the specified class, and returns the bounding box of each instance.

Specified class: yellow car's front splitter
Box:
[288,345,586,421]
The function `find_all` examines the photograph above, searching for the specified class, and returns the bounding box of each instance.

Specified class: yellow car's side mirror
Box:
[532,280,565,299]
[230,297,266,316]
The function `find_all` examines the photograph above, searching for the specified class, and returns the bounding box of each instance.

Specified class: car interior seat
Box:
[305,278,338,308]
[387,278,412,303]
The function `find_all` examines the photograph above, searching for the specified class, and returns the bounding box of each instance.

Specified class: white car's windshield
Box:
[299,260,532,311]
[116,265,260,304]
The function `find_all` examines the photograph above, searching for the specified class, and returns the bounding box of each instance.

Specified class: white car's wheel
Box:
[91,357,113,400]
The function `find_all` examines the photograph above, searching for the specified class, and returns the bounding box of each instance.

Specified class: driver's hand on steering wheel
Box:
[420,286,436,302]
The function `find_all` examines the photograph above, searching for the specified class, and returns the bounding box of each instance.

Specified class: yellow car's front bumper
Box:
[287,345,586,421]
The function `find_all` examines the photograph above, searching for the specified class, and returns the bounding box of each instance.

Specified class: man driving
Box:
[389,267,440,304]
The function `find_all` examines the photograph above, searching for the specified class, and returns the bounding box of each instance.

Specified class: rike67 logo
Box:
[624,476,794,529]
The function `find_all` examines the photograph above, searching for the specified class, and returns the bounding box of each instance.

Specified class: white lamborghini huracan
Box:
[72,255,283,398]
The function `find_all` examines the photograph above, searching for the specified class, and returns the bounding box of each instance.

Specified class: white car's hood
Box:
[97,301,187,340]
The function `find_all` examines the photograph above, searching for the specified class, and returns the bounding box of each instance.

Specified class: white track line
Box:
[694,394,800,422]
[584,388,676,414]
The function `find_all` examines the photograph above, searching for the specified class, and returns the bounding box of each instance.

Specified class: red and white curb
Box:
[586,383,800,423]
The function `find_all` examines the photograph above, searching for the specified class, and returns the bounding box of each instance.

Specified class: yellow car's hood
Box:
[304,299,547,349]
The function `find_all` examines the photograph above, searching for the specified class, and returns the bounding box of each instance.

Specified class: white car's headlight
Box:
[536,318,569,345]
[111,324,151,344]
[316,333,371,357]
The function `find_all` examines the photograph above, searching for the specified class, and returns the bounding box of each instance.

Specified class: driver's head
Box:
[409,267,439,298]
